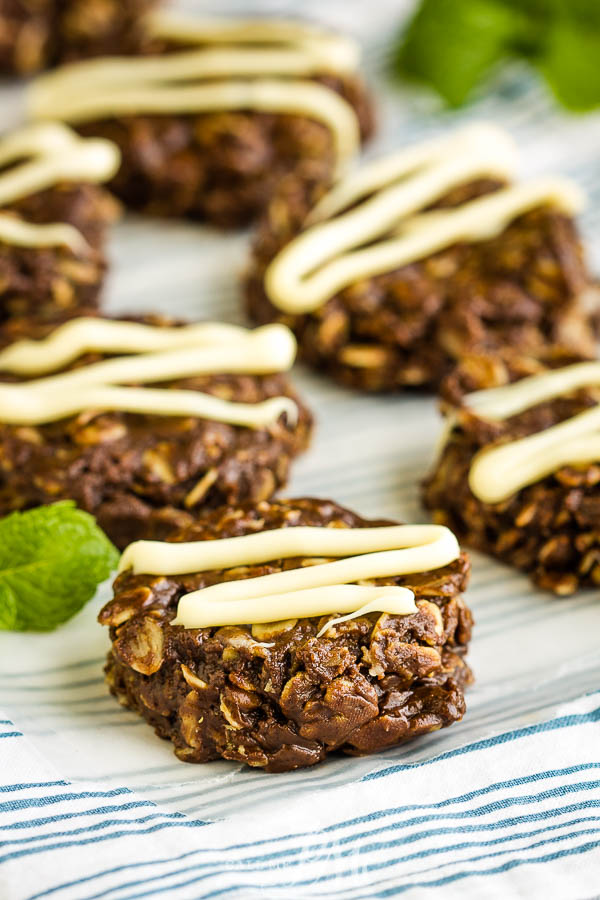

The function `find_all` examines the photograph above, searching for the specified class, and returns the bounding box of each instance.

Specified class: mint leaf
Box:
[394,0,523,106]
[0,502,119,631]
[392,0,600,111]
[0,585,17,630]
[536,16,600,110]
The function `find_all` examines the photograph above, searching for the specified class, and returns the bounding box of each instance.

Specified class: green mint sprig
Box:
[393,0,600,111]
[0,502,119,632]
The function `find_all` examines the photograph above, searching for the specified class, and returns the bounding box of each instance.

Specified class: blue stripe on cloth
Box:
[28,850,205,900]
[362,698,600,782]
[316,837,600,900]
[373,840,600,899]
[26,769,600,898]
[71,812,600,900]
[0,783,68,794]
[323,781,600,837]
[0,788,134,814]
[5,697,600,893]
[19,769,600,867]
[104,835,600,900]
[0,803,169,832]
[19,762,600,863]
[0,812,187,848]
[0,817,209,866]
[0,732,22,739]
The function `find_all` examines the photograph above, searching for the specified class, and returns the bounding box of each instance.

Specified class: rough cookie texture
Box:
[99,498,473,772]
[0,183,119,321]
[0,313,312,548]
[0,0,155,74]
[246,172,599,391]
[75,72,374,227]
[423,372,600,595]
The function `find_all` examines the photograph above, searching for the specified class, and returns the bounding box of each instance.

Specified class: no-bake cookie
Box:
[0,122,120,321]
[424,361,600,595]
[0,313,311,547]
[0,0,155,75]
[100,497,473,772]
[246,123,600,391]
[27,12,374,227]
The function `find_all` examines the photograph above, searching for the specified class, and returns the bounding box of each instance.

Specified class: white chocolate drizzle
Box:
[0,122,120,209]
[263,123,585,314]
[0,384,297,428]
[144,11,361,72]
[305,124,514,224]
[457,362,600,503]
[29,83,358,175]
[0,328,295,388]
[119,523,460,633]
[177,585,417,634]
[0,318,295,376]
[463,361,600,422]
[0,320,298,428]
[0,213,89,253]
[27,18,363,172]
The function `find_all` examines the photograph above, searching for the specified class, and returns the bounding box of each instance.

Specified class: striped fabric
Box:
[2,691,600,898]
[1,0,600,896]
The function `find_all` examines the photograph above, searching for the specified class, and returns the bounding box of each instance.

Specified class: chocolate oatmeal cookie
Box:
[27,15,375,227]
[0,313,312,548]
[245,125,599,392]
[0,123,120,321]
[423,362,600,594]
[100,498,473,772]
[0,0,155,75]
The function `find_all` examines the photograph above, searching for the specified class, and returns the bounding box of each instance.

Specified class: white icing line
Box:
[0,213,89,253]
[306,122,516,224]
[457,361,600,503]
[0,122,81,168]
[0,321,299,428]
[265,175,584,314]
[28,80,359,172]
[469,404,600,504]
[146,523,459,630]
[0,122,120,210]
[29,48,350,93]
[0,139,120,208]
[119,523,459,575]
[3,327,297,395]
[463,361,600,422]
[144,11,361,72]
[0,319,296,376]
[0,383,297,428]
[172,585,416,629]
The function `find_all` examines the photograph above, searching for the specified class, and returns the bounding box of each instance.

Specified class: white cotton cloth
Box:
[1,0,600,896]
